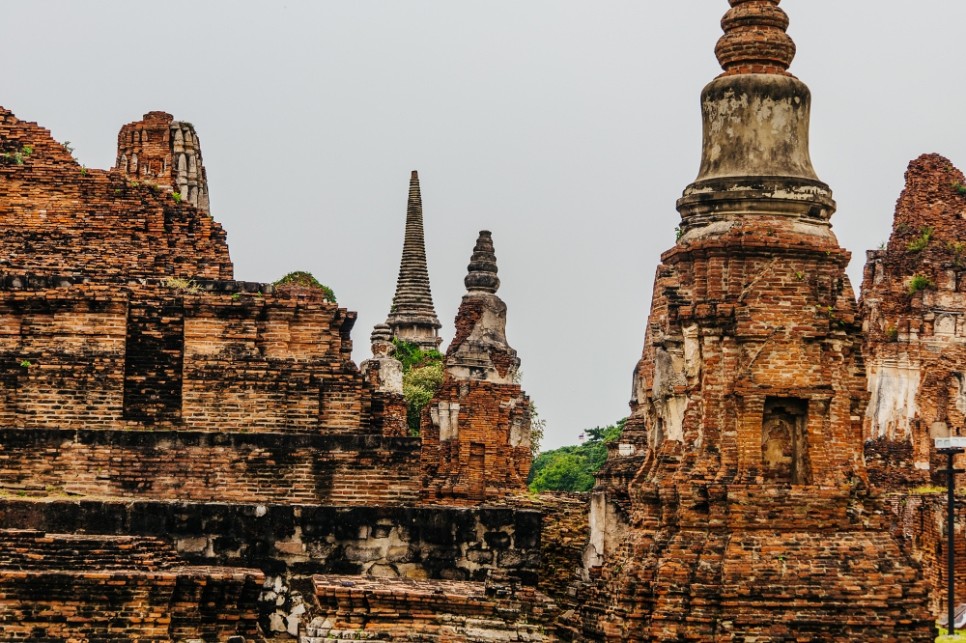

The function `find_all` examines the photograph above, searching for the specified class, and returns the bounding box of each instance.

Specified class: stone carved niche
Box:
[762,397,810,484]
[935,314,957,337]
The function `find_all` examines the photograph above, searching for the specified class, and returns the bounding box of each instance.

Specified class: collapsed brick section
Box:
[421,232,533,505]
[528,493,592,613]
[886,494,966,617]
[860,154,966,488]
[577,1,934,639]
[0,107,231,280]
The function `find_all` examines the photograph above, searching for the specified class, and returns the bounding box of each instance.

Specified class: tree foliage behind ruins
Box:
[393,339,444,435]
[528,418,625,493]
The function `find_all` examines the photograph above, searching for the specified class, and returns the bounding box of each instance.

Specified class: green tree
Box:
[393,339,444,435]
[529,453,595,493]
[527,418,625,493]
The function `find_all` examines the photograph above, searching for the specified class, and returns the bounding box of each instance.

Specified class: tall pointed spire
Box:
[385,171,442,351]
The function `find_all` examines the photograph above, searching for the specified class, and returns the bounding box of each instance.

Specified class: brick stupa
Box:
[421,231,533,504]
[385,170,442,351]
[115,111,210,212]
[580,1,934,640]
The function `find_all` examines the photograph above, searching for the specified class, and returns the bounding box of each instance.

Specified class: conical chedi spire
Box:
[385,171,441,351]
[464,230,500,294]
[445,231,518,384]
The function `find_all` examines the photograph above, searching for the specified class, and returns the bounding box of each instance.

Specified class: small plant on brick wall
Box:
[906,226,934,252]
[885,326,899,342]
[161,276,201,294]
[171,191,182,203]
[273,271,336,303]
[18,359,32,369]
[953,181,966,196]
[0,144,33,166]
[907,273,934,295]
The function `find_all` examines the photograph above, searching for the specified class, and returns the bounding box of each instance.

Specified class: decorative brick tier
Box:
[0,500,544,585]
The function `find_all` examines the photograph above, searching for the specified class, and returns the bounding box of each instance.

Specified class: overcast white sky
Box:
[4,1,966,449]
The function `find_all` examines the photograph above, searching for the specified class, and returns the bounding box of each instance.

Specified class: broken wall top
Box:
[0,106,232,281]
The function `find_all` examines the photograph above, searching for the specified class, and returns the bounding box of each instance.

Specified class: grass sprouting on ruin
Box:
[274,270,336,303]
[393,338,444,436]
[161,276,201,294]
[908,273,935,295]
[907,226,934,252]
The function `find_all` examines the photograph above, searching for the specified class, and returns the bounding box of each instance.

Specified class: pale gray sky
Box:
[4,1,966,449]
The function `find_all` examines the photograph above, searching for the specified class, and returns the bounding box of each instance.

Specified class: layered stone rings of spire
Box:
[464,231,500,294]
[715,0,796,75]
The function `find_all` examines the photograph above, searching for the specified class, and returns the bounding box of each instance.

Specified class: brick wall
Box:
[0,429,422,505]
[0,530,262,641]
[422,380,532,504]
[310,575,556,641]
[0,278,384,437]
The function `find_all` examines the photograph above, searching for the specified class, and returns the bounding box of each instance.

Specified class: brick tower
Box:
[385,171,442,351]
[582,1,933,640]
[860,154,966,489]
[115,111,210,212]
[421,231,532,504]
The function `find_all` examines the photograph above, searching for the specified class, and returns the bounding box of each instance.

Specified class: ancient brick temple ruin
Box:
[578,0,934,639]
[4,1,966,641]
[116,111,210,212]
[861,153,966,486]
[859,154,966,615]
[0,106,548,641]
